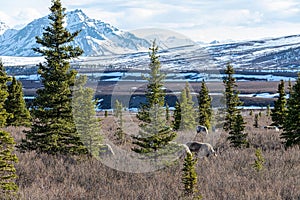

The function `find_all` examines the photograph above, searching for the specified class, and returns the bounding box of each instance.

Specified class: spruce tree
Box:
[0,60,18,196]
[136,41,166,123]
[19,0,87,155]
[227,114,248,148]
[271,80,287,127]
[179,83,196,130]
[165,103,170,122]
[223,63,243,132]
[5,77,31,127]
[252,148,265,172]
[281,73,300,147]
[253,113,259,128]
[72,75,102,157]
[0,130,18,197]
[197,79,212,130]
[223,63,248,147]
[172,101,181,131]
[114,100,126,144]
[0,60,11,127]
[182,152,198,197]
[133,41,176,155]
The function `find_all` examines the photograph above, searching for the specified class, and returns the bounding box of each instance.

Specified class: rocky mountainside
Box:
[0,21,9,35]
[0,9,150,56]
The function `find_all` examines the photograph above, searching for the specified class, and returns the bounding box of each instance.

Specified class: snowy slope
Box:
[131,28,195,49]
[207,35,300,70]
[2,31,300,72]
[0,21,9,35]
[0,9,150,56]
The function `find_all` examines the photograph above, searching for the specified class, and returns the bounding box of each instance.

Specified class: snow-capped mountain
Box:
[206,35,300,70]
[63,34,300,71]
[0,9,150,56]
[131,28,195,49]
[0,21,9,35]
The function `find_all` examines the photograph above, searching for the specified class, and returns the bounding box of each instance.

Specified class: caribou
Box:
[196,125,208,135]
[186,141,217,157]
[99,144,115,157]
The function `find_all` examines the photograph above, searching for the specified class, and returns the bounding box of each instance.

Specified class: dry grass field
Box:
[3,110,300,200]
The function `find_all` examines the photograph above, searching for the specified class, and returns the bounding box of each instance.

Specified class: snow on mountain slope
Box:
[0,9,150,56]
[1,21,300,73]
[207,34,300,70]
[0,21,9,35]
[131,28,195,49]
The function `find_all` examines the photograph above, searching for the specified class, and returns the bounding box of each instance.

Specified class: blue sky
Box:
[1,0,300,42]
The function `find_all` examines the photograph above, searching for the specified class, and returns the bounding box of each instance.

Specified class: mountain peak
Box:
[66,9,89,26]
[0,9,150,56]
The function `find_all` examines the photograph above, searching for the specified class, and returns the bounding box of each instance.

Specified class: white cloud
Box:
[1,0,300,41]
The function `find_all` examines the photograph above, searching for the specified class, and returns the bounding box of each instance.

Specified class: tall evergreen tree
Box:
[114,100,126,144]
[165,103,170,123]
[179,83,196,130]
[253,113,259,128]
[271,80,287,127]
[182,152,198,197]
[0,60,18,196]
[72,75,102,157]
[227,114,248,148]
[136,41,166,123]
[5,77,31,127]
[0,60,11,127]
[197,79,212,130]
[133,41,176,155]
[223,63,243,132]
[288,79,292,96]
[223,63,248,147]
[0,130,19,197]
[19,0,87,155]
[172,101,181,131]
[281,73,300,147]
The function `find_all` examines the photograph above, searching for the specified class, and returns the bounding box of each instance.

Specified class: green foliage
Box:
[133,41,176,155]
[266,104,271,117]
[227,114,248,148]
[223,63,243,132]
[114,100,123,119]
[19,0,87,155]
[137,41,165,123]
[165,103,170,122]
[249,110,253,116]
[281,73,300,147]
[223,63,248,147]
[114,100,126,144]
[172,101,181,131]
[0,130,18,196]
[271,80,287,127]
[0,60,11,128]
[182,152,198,197]
[253,113,259,128]
[133,104,176,154]
[72,75,102,157]
[179,83,196,131]
[252,148,265,172]
[5,77,31,127]
[197,79,212,130]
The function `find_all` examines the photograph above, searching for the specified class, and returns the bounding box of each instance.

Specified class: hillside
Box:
[0,9,150,56]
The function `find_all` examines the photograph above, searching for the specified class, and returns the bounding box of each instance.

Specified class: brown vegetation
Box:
[4,112,300,199]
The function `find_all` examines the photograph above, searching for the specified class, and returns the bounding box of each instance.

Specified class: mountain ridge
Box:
[0,9,151,56]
